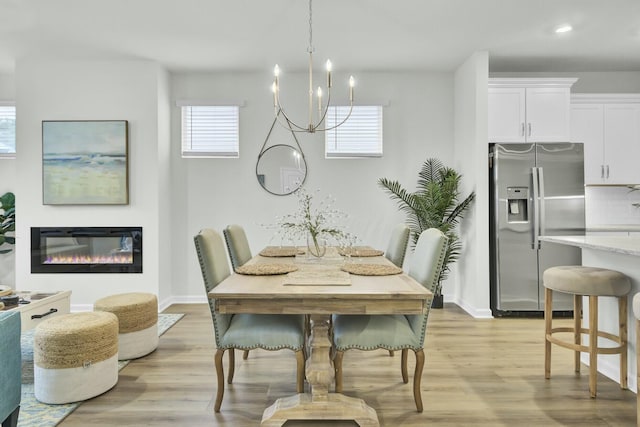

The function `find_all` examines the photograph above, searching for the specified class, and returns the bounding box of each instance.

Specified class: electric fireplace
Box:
[31,227,142,273]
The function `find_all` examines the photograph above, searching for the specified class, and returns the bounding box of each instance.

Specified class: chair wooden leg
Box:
[413,349,425,413]
[619,295,628,389]
[401,349,409,384]
[214,349,225,412]
[589,295,598,398]
[574,295,582,373]
[295,350,305,393]
[243,350,249,360]
[544,287,553,380]
[227,349,235,384]
[334,350,344,393]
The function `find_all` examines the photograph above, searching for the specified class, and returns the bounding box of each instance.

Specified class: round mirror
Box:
[256,144,307,196]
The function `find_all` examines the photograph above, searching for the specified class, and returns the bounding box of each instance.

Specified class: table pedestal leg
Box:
[261,315,379,427]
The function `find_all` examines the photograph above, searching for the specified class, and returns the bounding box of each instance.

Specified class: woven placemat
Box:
[338,247,384,257]
[341,263,403,276]
[236,263,298,275]
[259,246,302,257]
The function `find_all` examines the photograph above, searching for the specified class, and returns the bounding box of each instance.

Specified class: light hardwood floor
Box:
[59,303,636,426]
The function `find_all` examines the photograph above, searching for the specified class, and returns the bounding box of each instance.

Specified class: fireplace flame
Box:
[44,254,133,265]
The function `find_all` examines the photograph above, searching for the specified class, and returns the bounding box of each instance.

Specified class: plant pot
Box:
[431,294,444,309]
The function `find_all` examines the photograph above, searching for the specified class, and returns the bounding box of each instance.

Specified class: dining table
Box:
[208,246,432,427]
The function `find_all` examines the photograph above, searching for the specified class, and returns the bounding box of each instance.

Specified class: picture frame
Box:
[42,120,129,205]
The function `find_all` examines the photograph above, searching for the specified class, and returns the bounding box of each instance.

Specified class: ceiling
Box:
[0,0,639,74]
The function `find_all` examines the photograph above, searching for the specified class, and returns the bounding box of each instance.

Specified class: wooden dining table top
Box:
[209,247,431,316]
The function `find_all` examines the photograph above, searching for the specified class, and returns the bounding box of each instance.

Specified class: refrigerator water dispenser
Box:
[506,187,528,222]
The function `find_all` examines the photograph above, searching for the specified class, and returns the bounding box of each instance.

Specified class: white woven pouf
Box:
[94,292,158,360]
[34,311,119,404]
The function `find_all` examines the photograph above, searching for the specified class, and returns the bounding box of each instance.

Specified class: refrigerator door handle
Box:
[531,167,540,250]
[538,167,545,249]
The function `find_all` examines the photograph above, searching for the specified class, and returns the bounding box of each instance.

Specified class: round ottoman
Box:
[34,311,119,404]
[94,292,158,360]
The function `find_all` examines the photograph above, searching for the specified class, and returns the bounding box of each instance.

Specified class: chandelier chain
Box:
[308,0,313,53]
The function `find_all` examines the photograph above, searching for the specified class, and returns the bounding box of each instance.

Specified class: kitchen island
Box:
[539,235,640,393]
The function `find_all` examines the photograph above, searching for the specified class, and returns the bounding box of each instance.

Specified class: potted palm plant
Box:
[379,158,475,308]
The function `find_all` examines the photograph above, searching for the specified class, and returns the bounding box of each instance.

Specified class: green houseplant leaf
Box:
[379,159,475,296]
[0,191,16,254]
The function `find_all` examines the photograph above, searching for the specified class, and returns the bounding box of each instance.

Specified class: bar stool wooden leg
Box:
[589,296,598,398]
[544,287,553,380]
[619,295,628,389]
[574,295,582,373]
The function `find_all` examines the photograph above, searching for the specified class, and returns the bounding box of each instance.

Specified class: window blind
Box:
[0,105,16,156]
[325,105,383,158]
[181,105,239,158]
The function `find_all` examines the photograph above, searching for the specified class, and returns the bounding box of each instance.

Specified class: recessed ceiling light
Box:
[555,25,573,34]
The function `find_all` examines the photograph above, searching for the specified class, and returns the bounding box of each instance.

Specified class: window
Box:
[325,105,383,158]
[0,103,16,157]
[180,104,239,158]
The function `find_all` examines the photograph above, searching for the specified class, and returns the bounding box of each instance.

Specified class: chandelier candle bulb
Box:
[272,82,277,107]
[349,76,355,102]
[326,60,332,87]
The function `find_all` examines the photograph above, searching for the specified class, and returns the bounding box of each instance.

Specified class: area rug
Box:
[17,313,184,427]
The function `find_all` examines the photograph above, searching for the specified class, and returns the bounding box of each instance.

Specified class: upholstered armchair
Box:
[332,228,447,412]
[194,228,306,412]
[385,223,410,268]
[0,311,21,427]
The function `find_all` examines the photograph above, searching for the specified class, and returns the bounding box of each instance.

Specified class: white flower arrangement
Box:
[271,188,354,255]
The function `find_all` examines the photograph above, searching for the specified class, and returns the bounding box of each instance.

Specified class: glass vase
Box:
[307,233,327,258]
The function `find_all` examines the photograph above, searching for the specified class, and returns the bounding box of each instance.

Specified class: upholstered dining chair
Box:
[223,224,254,359]
[194,228,306,412]
[385,223,411,268]
[384,223,411,357]
[223,224,252,270]
[332,228,447,413]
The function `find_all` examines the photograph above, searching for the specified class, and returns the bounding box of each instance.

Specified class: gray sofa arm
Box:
[0,311,21,427]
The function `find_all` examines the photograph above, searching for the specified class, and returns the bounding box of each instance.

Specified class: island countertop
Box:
[539,235,640,257]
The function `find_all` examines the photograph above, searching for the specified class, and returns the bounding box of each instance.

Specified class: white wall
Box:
[170,71,455,301]
[0,73,17,286]
[14,58,170,310]
[453,51,491,318]
[0,73,17,195]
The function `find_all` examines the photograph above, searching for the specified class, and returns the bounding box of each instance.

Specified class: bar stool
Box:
[632,292,640,426]
[544,265,631,398]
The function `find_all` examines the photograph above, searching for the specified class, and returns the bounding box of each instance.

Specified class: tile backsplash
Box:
[585,186,640,226]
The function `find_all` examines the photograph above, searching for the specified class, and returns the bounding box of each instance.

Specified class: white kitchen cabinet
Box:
[571,94,640,185]
[488,78,577,143]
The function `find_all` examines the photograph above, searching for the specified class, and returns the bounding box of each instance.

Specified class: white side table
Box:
[1,290,71,331]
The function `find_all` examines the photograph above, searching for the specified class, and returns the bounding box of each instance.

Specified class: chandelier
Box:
[271,0,354,133]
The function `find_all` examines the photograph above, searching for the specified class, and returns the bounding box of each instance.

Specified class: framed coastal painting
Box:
[42,120,129,205]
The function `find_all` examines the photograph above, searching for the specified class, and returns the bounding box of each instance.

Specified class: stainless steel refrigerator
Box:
[489,143,585,316]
